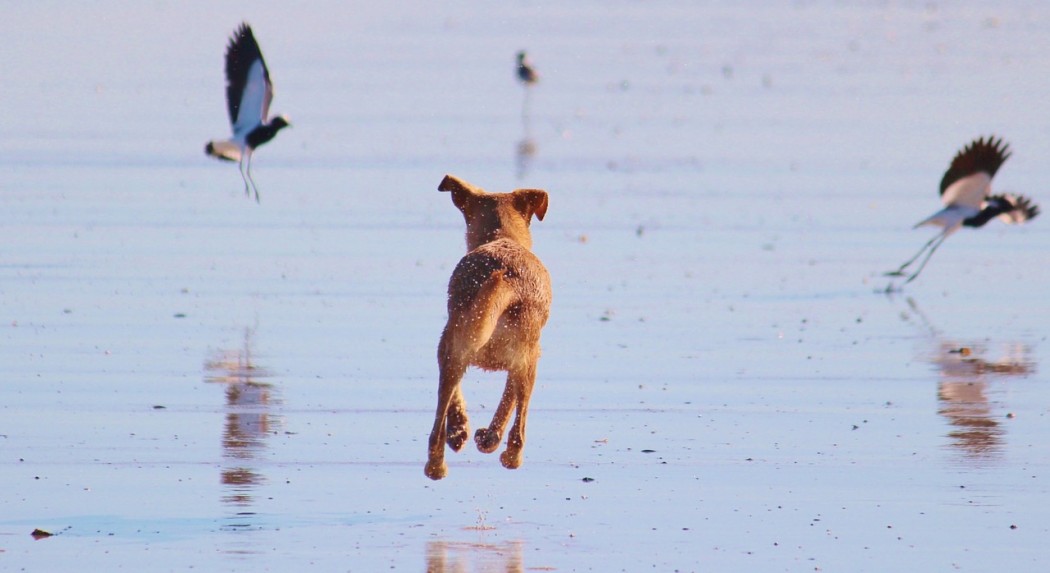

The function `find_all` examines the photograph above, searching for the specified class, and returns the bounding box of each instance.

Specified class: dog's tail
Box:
[453,269,515,354]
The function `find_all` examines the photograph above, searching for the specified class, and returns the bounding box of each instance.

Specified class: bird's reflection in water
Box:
[515,91,538,180]
[515,137,536,180]
[425,540,524,573]
[932,341,1031,463]
[204,327,279,535]
[900,298,1034,465]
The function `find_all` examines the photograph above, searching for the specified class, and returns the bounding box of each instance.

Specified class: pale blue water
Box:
[2,2,1050,571]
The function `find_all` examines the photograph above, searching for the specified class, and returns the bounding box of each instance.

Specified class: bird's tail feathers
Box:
[205,140,242,162]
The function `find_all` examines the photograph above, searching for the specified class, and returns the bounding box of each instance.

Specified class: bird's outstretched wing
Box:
[939,136,1011,208]
[224,23,273,137]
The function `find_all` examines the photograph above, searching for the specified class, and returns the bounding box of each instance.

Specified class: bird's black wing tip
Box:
[1019,196,1040,221]
[227,23,259,53]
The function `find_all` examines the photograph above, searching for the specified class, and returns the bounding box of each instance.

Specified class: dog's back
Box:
[445,238,551,371]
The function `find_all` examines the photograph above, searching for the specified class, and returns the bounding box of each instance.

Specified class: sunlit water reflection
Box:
[426,540,525,573]
[933,341,1033,464]
[3,3,1050,572]
[204,328,280,537]
[900,298,1037,467]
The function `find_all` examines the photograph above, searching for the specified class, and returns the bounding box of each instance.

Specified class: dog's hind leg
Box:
[463,271,521,455]
[475,382,517,454]
[445,385,470,452]
[499,361,538,470]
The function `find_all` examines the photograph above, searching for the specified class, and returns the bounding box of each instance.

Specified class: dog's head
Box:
[439,174,548,251]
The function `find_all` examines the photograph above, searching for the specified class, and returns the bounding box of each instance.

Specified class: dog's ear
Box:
[438,174,483,212]
[512,189,548,222]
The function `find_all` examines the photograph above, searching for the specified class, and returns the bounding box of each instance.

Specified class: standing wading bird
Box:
[515,51,539,178]
[205,23,290,202]
[886,136,1039,284]
[516,51,539,86]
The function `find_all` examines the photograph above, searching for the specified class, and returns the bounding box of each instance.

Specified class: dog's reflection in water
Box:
[425,540,524,573]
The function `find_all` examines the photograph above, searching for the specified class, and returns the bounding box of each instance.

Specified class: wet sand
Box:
[2,2,1050,571]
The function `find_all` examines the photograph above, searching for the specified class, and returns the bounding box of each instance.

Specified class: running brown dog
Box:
[424,174,552,480]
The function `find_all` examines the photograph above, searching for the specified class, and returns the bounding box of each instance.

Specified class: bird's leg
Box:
[885,232,942,277]
[246,153,260,203]
[238,156,251,197]
[903,233,948,284]
[521,88,532,125]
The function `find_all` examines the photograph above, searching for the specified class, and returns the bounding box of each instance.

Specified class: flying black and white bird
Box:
[516,51,539,86]
[205,23,290,202]
[886,136,1039,284]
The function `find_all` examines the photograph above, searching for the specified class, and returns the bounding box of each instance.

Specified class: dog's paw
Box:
[424,459,448,480]
[474,428,502,453]
[447,424,470,452]
[499,450,522,469]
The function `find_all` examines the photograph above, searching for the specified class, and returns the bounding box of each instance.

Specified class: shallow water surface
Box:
[2,1,1050,571]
